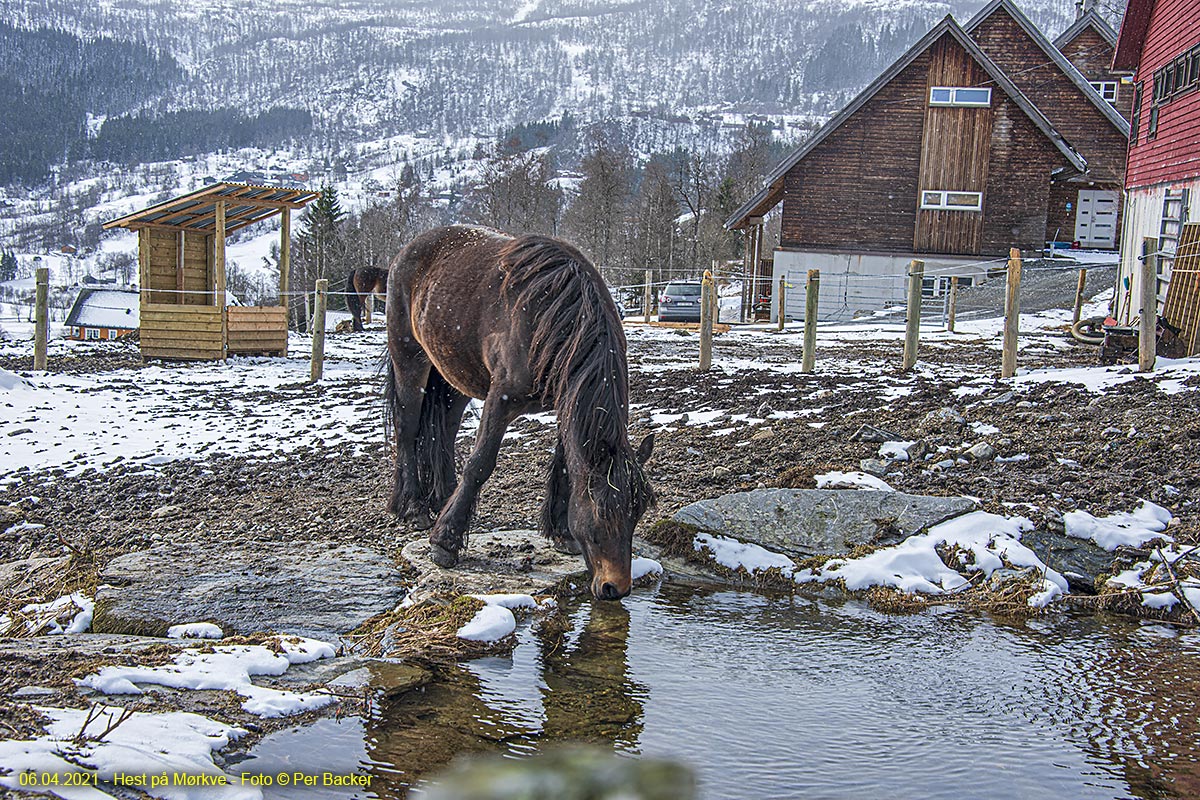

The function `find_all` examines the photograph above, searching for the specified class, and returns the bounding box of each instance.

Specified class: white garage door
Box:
[1074,189,1119,249]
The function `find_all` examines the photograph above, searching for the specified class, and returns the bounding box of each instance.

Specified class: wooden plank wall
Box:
[779,51,929,251]
[914,37,993,254]
[140,303,224,360]
[1162,223,1200,355]
[1058,27,1132,121]
[144,229,213,306]
[969,6,1128,184]
[226,306,288,356]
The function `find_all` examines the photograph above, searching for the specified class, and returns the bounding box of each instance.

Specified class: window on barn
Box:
[1089,81,1118,104]
[920,190,983,211]
[928,87,992,107]
[1130,82,1143,145]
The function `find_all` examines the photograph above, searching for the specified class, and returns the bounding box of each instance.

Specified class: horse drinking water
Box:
[384,226,654,601]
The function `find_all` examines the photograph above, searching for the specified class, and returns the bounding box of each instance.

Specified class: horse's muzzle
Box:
[592,576,631,602]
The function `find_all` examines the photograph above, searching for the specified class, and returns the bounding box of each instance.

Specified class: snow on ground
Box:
[0,704,257,800]
[631,556,663,580]
[1063,500,1173,551]
[1,321,384,477]
[77,637,337,718]
[688,510,1067,608]
[0,592,93,636]
[167,622,225,640]
[814,471,894,491]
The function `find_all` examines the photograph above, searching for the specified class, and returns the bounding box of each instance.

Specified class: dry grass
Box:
[343,595,517,663]
[0,546,101,638]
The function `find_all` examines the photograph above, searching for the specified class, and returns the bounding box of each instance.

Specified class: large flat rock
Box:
[401,529,587,601]
[673,488,976,559]
[94,543,406,640]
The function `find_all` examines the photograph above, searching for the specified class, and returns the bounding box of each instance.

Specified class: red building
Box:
[1112,0,1200,325]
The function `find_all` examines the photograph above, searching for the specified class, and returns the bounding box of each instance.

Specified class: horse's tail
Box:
[345,269,363,330]
[415,367,461,510]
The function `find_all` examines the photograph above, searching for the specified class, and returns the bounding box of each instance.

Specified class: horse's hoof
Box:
[429,543,459,568]
[550,536,583,556]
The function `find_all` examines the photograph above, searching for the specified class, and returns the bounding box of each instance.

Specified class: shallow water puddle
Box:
[244,584,1200,799]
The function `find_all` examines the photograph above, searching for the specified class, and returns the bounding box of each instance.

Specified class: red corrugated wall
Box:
[1126,0,1200,189]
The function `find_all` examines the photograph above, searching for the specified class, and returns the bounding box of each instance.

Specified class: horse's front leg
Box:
[428,390,522,567]
[541,436,581,555]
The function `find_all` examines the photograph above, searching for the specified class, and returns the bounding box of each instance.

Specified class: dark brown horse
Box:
[344,266,389,331]
[384,226,654,601]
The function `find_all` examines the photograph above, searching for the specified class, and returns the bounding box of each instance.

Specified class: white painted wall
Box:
[770,249,995,323]
[1116,180,1200,324]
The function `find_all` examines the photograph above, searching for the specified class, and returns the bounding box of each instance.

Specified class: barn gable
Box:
[726,16,1081,258]
[965,0,1129,183]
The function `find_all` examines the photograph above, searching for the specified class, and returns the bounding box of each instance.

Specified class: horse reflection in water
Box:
[362,602,644,794]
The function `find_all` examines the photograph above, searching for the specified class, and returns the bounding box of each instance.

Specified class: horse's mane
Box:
[499,234,653,521]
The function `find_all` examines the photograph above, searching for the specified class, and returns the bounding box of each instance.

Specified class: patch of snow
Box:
[631,557,663,580]
[1142,592,1178,610]
[798,511,1066,599]
[0,704,255,800]
[1027,579,1063,608]
[0,368,31,392]
[456,604,517,643]
[694,532,796,573]
[468,593,538,610]
[77,637,336,718]
[970,421,1000,435]
[1063,501,1173,551]
[814,471,894,491]
[167,622,224,640]
[878,441,915,461]
[7,592,93,635]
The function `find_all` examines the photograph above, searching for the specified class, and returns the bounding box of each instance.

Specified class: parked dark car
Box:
[658,280,703,322]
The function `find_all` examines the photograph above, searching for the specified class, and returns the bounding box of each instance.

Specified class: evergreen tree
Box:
[0,251,17,282]
[292,184,346,330]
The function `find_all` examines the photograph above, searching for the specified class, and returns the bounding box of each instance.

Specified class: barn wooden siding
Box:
[914,37,993,254]
[778,31,1065,257]
[779,50,929,252]
[1058,27,1132,121]
[1125,0,1200,189]
[969,5,1128,185]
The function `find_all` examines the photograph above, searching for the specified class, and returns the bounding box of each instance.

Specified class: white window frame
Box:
[86,328,100,340]
[920,190,984,212]
[1090,80,1118,104]
[929,86,992,107]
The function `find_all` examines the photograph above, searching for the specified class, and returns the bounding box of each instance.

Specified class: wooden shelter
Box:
[104,183,317,361]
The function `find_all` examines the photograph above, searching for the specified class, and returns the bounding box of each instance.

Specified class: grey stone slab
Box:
[673,488,976,559]
[94,543,406,640]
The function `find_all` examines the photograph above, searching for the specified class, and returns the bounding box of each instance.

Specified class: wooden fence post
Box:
[644,269,653,324]
[1001,247,1022,378]
[1140,238,1158,372]
[311,279,328,383]
[802,269,819,373]
[1072,268,1087,325]
[33,267,48,371]
[903,259,924,371]
[699,274,714,371]
[777,276,786,332]
[947,275,959,333]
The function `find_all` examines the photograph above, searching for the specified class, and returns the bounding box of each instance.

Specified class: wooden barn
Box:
[724,15,1085,322]
[1111,0,1200,354]
[104,183,317,361]
[65,288,138,341]
[965,0,1130,251]
[1054,7,1133,121]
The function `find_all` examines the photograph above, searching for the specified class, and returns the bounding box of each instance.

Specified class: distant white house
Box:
[65,288,139,341]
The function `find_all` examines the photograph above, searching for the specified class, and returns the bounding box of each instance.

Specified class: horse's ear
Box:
[636,433,654,465]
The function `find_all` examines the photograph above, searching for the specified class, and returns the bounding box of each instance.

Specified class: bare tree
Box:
[465,149,563,236]
[563,133,633,278]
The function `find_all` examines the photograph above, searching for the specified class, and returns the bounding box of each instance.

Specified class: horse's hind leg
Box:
[386,351,435,527]
[428,389,523,567]
[541,436,581,555]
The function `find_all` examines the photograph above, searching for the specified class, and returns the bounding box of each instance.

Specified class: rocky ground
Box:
[2,301,1199,796]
